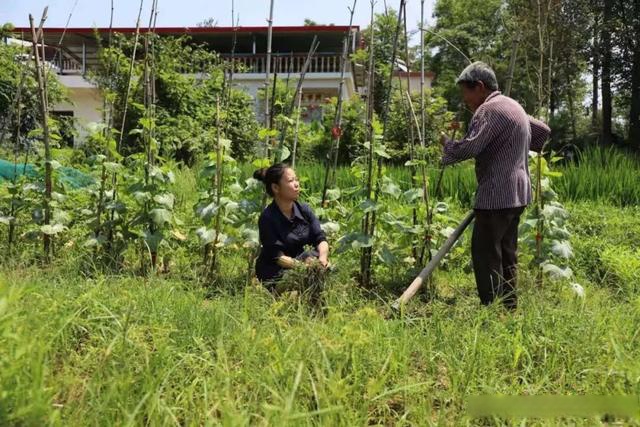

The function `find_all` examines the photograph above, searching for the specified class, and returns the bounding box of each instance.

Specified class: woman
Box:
[253,163,329,284]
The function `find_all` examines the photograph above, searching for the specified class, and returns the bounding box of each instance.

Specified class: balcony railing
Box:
[46,49,348,76]
[220,53,347,74]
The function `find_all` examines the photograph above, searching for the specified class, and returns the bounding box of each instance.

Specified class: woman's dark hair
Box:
[253,163,290,197]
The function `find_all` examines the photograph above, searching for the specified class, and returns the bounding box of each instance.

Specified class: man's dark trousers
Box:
[471,206,525,309]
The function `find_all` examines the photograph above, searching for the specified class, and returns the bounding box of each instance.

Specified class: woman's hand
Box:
[317,241,329,269]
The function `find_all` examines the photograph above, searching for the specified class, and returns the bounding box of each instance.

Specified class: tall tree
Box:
[600,0,613,144]
[624,0,640,146]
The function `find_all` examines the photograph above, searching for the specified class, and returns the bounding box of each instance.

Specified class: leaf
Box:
[276,146,291,162]
[351,234,373,249]
[0,215,15,225]
[403,188,423,203]
[377,245,397,265]
[53,209,72,225]
[359,199,379,213]
[550,240,573,259]
[84,235,107,248]
[374,146,391,159]
[144,230,163,252]
[404,159,425,167]
[548,226,570,240]
[41,223,66,235]
[325,188,341,201]
[48,160,62,170]
[133,191,152,204]
[435,202,449,213]
[224,201,239,212]
[321,221,340,234]
[103,162,122,173]
[218,138,232,151]
[51,192,67,203]
[150,208,172,227]
[542,262,573,280]
[171,229,187,241]
[570,282,585,298]
[257,128,278,140]
[252,157,271,168]
[381,181,401,198]
[440,227,456,239]
[542,204,569,222]
[229,182,243,194]
[543,170,563,178]
[196,227,217,245]
[241,228,259,248]
[197,202,218,222]
[153,193,175,209]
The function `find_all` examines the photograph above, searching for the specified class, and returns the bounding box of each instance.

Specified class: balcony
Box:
[221,53,347,74]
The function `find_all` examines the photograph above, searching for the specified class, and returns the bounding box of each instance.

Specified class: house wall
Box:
[53,71,362,144]
[52,75,103,146]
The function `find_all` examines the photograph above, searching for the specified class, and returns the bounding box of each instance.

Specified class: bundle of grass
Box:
[274,259,329,309]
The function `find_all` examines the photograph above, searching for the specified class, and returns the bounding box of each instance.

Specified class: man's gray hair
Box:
[456,61,499,91]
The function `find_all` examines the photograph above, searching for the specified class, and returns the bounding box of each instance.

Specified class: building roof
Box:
[11,25,360,54]
[12,25,358,35]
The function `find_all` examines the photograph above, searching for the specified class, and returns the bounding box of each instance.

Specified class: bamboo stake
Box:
[7,61,27,251]
[116,0,144,154]
[362,0,405,287]
[360,0,377,287]
[209,98,224,280]
[277,36,319,155]
[29,8,53,263]
[534,0,546,286]
[107,0,144,252]
[94,0,115,243]
[146,0,159,271]
[320,0,358,206]
[291,88,303,168]
[400,3,419,261]
[420,0,426,149]
[263,0,275,154]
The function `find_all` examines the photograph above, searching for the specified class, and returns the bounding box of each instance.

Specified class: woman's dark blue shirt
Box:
[255,201,326,281]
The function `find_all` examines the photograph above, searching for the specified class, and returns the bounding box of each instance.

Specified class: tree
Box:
[0,39,66,149]
[354,8,408,116]
[89,34,259,164]
[197,18,217,28]
[600,0,613,145]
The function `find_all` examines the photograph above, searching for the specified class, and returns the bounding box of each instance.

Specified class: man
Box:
[440,61,550,310]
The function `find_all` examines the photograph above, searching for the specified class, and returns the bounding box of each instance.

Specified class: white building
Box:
[12,25,433,146]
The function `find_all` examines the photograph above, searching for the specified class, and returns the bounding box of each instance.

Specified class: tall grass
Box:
[238,146,639,208]
[2,259,639,425]
[240,162,477,205]
[556,146,640,206]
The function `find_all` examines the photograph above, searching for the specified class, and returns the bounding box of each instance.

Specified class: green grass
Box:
[242,145,640,208]
[556,146,640,206]
[1,200,640,425]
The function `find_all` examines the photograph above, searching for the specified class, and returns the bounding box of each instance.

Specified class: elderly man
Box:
[440,61,550,310]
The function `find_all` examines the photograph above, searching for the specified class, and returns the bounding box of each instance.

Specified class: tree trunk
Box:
[601,0,613,145]
[591,6,600,130]
[628,2,640,147]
